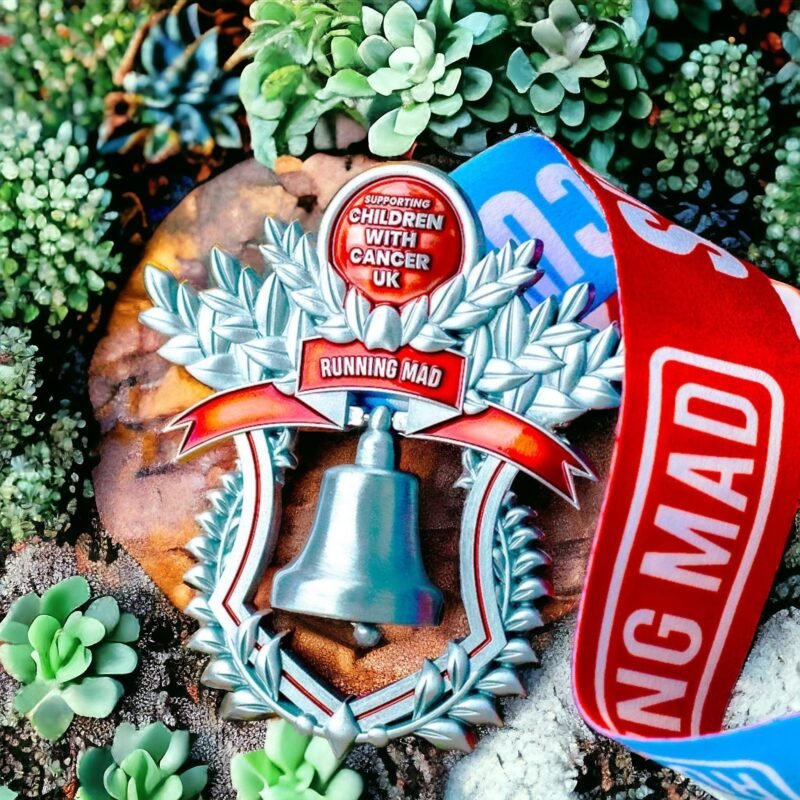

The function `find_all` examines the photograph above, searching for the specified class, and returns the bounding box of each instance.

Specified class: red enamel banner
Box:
[566,155,800,740]
[297,338,467,408]
[166,379,590,503]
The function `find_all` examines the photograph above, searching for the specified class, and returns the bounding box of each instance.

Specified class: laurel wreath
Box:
[142,215,625,753]
[141,217,623,428]
[182,446,551,754]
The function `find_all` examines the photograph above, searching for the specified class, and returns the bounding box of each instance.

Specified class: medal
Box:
[141,160,623,756]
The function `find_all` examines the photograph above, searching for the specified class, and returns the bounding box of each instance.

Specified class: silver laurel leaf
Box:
[196,305,221,357]
[468,282,516,310]
[364,305,402,351]
[139,307,189,337]
[590,353,624,382]
[499,265,540,288]
[511,238,537,270]
[492,296,528,360]
[187,625,226,655]
[211,247,241,293]
[556,342,587,394]
[184,564,215,593]
[466,250,498,293]
[220,689,271,721]
[496,241,514,275]
[400,296,429,345]
[344,289,370,338]
[176,283,199,328]
[572,375,621,409]
[292,287,329,318]
[409,323,458,352]
[236,612,267,663]
[315,316,357,344]
[446,642,470,692]
[254,634,283,699]
[463,389,488,414]
[528,296,558,342]
[214,315,257,344]
[187,353,240,390]
[263,249,308,292]
[324,702,361,759]
[537,321,593,347]
[586,323,620,372]
[241,339,293,373]
[294,235,318,277]
[508,375,541,415]
[496,638,539,666]
[511,549,551,577]
[463,326,491,388]
[157,334,203,366]
[413,659,445,720]
[318,264,346,313]
[255,274,290,337]
[557,282,592,323]
[184,596,215,624]
[429,275,465,324]
[200,288,244,316]
[511,575,550,603]
[505,606,544,632]
[202,658,243,691]
[264,216,286,246]
[185,535,215,562]
[144,264,178,310]
[517,343,563,375]
[475,667,525,696]
[475,358,530,394]
[282,221,303,254]
[444,303,494,331]
[449,695,501,726]
[416,718,475,752]
[238,268,261,314]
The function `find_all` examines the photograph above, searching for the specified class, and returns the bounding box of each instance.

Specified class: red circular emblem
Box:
[322,166,478,307]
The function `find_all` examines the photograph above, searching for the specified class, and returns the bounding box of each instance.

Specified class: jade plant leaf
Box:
[0,576,140,741]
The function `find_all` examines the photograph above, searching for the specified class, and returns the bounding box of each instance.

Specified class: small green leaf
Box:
[85,597,121,636]
[265,719,311,774]
[461,67,492,102]
[62,676,123,718]
[29,692,74,741]
[395,103,431,136]
[109,613,140,644]
[369,108,418,155]
[507,48,536,93]
[92,643,138,676]
[383,2,417,48]
[40,577,90,622]
[324,69,375,99]
[530,75,565,113]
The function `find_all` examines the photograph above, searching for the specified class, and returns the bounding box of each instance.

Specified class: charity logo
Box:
[140,162,623,756]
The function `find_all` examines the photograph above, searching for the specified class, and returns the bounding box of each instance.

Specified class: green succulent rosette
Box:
[0,577,140,741]
[237,0,364,166]
[232,720,363,800]
[76,722,208,800]
[323,0,517,157]
[99,3,242,163]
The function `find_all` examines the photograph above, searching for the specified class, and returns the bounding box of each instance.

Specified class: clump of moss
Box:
[0,326,90,540]
[0,110,121,326]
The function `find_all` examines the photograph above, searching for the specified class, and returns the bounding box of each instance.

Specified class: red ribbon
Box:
[167,382,590,505]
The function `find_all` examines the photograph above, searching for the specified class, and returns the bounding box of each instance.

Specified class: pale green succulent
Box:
[0,577,140,741]
[238,0,364,165]
[0,787,17,800]
[0,110,120,326]
[322,0,514,156]
[232,720,363,800]
[507,0,653,169]
[0,326,91,540]
[755,133,800,283]
[76,722,208,800]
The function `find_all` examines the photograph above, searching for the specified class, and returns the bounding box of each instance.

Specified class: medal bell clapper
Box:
[142,159,622,754]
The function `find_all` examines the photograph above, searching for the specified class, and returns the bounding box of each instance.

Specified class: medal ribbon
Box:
[455,135,800,800]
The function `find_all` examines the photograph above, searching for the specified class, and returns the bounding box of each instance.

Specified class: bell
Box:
[271,406,443,627]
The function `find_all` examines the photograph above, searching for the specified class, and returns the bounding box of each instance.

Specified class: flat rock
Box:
[89,153,616,698]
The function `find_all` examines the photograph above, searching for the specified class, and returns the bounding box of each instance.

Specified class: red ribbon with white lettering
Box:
[563,155,800,746]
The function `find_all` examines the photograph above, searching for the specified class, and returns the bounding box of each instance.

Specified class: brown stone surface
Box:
[89,154,617,701]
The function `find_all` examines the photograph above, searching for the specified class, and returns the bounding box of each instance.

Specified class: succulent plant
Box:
[99,3,242,163]
[237,0,365,166]
[325,0,522,157]
[0,576,139,740]
[0,788,17,800]
[647,0,722,32]
[0,110,120,326]
[754,133,800,283]
[0,326,91,539]
[511,0,653,169]
[652,40,770,193]
[76,721,208,800]
[777,10,800,109]
[231,719,363,800]
[0,0,143,131]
